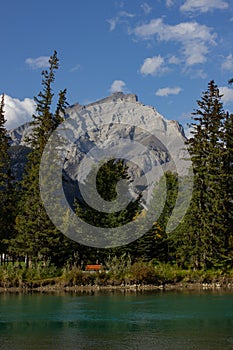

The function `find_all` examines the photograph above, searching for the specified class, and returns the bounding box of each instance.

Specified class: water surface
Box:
[0,290,232,349]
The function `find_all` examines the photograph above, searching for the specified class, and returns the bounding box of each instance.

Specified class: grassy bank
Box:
[0,260,233,291]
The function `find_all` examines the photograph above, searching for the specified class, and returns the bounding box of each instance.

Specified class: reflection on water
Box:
[0,290,232,350]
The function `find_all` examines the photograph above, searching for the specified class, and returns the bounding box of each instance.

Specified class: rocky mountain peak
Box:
[7,93,189,186]
[66,92,138,114]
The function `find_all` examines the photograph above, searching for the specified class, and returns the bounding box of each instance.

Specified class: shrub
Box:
[130,261,157,285]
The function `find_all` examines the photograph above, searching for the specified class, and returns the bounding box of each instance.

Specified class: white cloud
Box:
[107,18,118,31]
[141,3,152,14]
[133,18,216,66]
[168,55,181,64]
[2,94,35,129]
[133,18,162,38]
[221,54,233,71]
[134,19,215,42]
[110,80,126,93]
[107,11,135,31]
[140,55,168,76]
[118,11,135,18]
[183,41,209,65]
[219,86,233,104]
[25,56,50,69]
[166,0,175,7]
[155,87,182,97]
[180,0,229,13]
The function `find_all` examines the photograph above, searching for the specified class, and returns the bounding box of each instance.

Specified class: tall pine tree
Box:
[13,51,70,267]
[174,81,228,269]
[0,94,17,263]
[221,112,233,265]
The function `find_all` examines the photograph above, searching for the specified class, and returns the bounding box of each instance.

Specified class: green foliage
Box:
[105,253,132,281]
[173,80,233,269]
[0,262,61,287]
[75,159,142,228]
[12,51,71,266]
[74,158,143,250]
[130,261,157,284]
[127,172,178,262]
[0,94,9,177]
[0,259,232,288]
[0,94,17,258]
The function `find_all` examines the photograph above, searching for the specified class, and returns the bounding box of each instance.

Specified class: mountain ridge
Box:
[7,92,186,145]
[7,92,189,194]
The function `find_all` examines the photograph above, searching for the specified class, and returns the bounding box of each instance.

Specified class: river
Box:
[0,290,232,349]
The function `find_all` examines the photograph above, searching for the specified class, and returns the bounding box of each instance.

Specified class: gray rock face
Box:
[8,122,34,146]
[62,92,187,181]
[7,92,189,187]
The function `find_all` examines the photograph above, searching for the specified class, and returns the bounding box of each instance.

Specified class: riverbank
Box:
[1,278,233,293]
[1,261,233,293]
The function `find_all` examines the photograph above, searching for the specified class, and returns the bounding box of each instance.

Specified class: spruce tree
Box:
[0,94,17,263]
[0,94,9,187]
[0,94,9,261]
[133,171,178,262]
[74,159,142,264]
[174,81,228,269]
[13,51,70,267]
[221,112,233,265]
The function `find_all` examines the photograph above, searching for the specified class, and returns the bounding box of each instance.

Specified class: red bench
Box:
[85,264,102,271]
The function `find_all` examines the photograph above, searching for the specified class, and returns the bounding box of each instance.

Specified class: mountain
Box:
[7,92,191,209]
[8,92,187,173]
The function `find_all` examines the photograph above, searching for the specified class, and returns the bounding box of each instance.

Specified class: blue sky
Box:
[1,0,233,132]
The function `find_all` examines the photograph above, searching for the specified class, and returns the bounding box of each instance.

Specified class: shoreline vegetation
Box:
[0,262,233,293]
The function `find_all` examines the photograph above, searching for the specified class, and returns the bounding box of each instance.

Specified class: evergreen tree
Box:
[13,51,70,267]
[54,88,68,128]
[132,171,178,262]
[174,81,228,269]
[74,162,180,264]
[221,112,233,265]
[0,94,17,263]
[0,94,9,187]
[0,94,10,261]
[74,159,142,264]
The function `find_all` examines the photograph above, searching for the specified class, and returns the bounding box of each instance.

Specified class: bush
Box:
[130,261,158,285]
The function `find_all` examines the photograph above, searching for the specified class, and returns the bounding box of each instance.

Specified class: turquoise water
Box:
[0,290,232,349]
